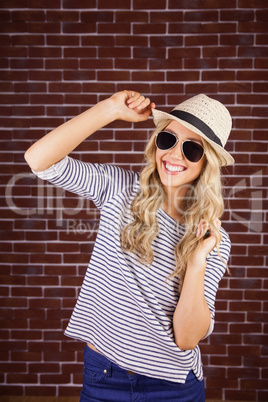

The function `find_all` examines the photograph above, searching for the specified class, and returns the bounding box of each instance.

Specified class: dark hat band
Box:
[170,110,223,147]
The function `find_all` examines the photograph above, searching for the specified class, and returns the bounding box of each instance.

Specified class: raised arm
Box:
[173,219,223,350]
[24,90,155,172]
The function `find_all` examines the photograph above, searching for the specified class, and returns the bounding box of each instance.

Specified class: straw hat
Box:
[152,94,234,166]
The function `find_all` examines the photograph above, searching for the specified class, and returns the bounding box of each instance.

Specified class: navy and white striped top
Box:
[34,156,231,384]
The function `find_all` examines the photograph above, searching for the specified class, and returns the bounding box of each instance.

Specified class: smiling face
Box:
[156,120,206,201]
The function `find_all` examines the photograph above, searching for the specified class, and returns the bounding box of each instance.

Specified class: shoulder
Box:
[101,163,140,180]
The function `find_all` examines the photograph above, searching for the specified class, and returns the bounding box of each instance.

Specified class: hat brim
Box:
[152,108,234,167]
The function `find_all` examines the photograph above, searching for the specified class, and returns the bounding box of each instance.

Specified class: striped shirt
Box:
[33,156,231,384]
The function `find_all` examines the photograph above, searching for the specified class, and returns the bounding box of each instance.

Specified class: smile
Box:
[164,161,187,174]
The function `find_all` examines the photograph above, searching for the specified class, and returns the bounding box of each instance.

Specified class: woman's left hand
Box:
[190,218,222,266]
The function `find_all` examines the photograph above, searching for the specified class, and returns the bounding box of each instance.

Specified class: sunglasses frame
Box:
[155,130,205,163]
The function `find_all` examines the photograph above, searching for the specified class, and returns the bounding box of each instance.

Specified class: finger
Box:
[128,95,145,109]
[206,220,222,243]
[137,97,151,110]
[125,91,140,104]
[214,218,221,230]
[196,219,209,237]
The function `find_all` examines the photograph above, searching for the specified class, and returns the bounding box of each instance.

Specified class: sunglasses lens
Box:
[183,141,204,162]
[156,131,177,150]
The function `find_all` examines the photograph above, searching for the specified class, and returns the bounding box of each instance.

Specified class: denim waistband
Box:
[83,343,196,382]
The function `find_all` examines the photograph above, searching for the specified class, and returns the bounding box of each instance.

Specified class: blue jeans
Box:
[80,344,205,402]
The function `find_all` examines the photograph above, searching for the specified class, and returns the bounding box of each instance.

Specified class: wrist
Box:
[99,97,120,123]
[187,256,207,273]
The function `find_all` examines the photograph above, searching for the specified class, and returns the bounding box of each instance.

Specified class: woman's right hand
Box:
[109,90,155,123]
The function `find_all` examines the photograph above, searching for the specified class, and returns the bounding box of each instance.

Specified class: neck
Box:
[163,186,189,222]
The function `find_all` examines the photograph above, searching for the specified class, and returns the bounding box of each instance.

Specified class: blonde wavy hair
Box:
[121,121,225,289]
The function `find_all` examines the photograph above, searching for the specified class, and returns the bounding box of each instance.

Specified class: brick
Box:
[203,22,237,33]
[245,290,268,301]
[169,0,203,8]
[210,355,242,366]
[241,379,268,390]
[28,22,61,34]
[47,35,79,46]
[167,71,200,81]
[225,390,256,401]
[98,71,130,81]
[204,0,236,6]
[185,11,218,21]
[28,0,61,7]
[256,32,268,45]
[99,47,131,58]
[80,59,114,70]
[25,386,56,396]
[184,59,217,69]
[169,23,202,33]
[117,36,148,47]
[237,94,268,105]
[63,94,97,105]
[115,59,148,70]
[206,377,238,389]
[150,11,182,22]
[58,386,81,397]
[149,59,182,71]
[116,11,148,22]
[168,47,201,59]
[12,34,44,46]
[204,46,237,58]
[63,0,96,8]
[0,386,23,396]
[47,10,79,21]
[63,71,95,81]
[133,47,166,59]
[221,10,254,21]
[228,345,261,356]
[152,36,184,48]
[132,71,165,82]
[238,69,268,81]
[1,21,27,33]
[63,22,96,33]
[79,11,110,23]
[40,374,71,384]
[219,58,253,69]
[220,34,254,46]
[202,70,235,81]
[133,0,166,9]
[98,22,130,34]
[82,35,114,47]
[239,21,268,33]
[185,35,218,46]
[46,59,79,70]
[256,10,268,21]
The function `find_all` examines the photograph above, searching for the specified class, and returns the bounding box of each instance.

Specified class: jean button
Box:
[103,369,107,374]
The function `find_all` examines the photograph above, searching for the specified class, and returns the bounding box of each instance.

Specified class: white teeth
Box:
[165,162,185,172]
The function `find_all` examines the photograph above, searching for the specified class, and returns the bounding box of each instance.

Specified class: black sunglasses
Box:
[155,131,205,163]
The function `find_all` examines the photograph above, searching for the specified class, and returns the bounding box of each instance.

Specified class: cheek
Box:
[194,157,206,177]
[155,149,164,168]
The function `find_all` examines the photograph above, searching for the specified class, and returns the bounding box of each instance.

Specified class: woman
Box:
[25,90,234,401]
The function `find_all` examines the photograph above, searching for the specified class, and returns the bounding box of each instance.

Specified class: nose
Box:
[169,139,184,160]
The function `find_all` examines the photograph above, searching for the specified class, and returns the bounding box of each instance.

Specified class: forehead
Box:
[165,120,203,143]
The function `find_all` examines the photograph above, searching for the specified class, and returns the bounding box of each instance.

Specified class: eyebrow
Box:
[166,129,203,145]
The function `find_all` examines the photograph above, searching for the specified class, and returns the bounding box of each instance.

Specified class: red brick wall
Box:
[1,1,267,400]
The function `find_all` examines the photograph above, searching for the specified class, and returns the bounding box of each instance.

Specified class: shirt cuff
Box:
[31,156,69,180]
[201,317,215,340]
